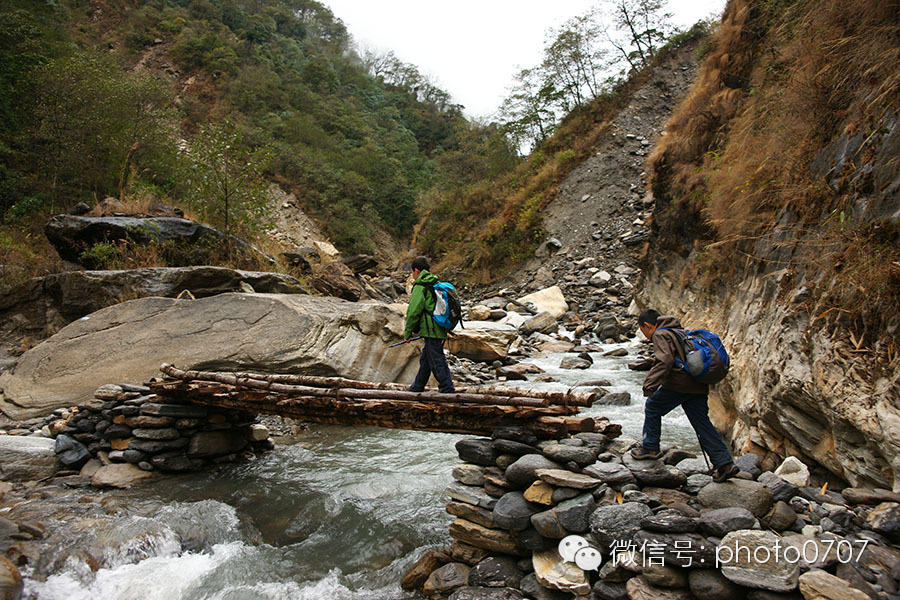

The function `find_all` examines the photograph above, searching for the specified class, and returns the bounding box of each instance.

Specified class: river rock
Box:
[520,312,558,335]
[780,535,840,570]
[699,507,758,538]
[688,568,747,600]
[449,587,526,600]
[698,479,774,517]
[91,463,155,488]
[759,472,800,503]
[798,569,869,600]
[593,581,628,600]
[765,501,797,531]
[468,306,492,321]
[841,488,900,505]
[423,562,470,597]
[676,456,710,476]
[54,434,90,468]
[401,550,449,591]
[641,510,699,534]
[626,576,692,600]
[517,287,568,319]
[0,556,23,600]
[446,329,517,362]
[686,473,713,493]
[541,443,596,466]
[493,492,542,531]
[590,502,652,549]
[492,427,538,446]
[633,464,687,488]
[535,469,602,490]
[468,556,521,588]
[584,461,637,487]
[521,573,570,600]
[505,455,561,488]
[643,564,688,588]
[719,530,799,592]
[524,481,555,505]
[448,519,527,556]
[457,438,498,466]
[774,457,810,488]
[558,356,591,370]
[132,428,180,440]
[0,294,421,419]
[598,392,631,406]
[447,482,498,510]
[492,439,539,457]
[0,436,58,481]
[532,549,590,595]
[186,431,246,458]
[447,502,497,529]
[865,502,900,541]
[736,454,763,478]
[453,464,487,486]
[632,530,718,568]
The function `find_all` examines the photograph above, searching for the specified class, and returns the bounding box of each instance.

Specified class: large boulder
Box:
[517,287,568,319]
[447,330,517,362]
[0,436,58,481]
[44,214,272,268]
[0,267,306,344]
[306,261,365,301]
[0,294,420,419]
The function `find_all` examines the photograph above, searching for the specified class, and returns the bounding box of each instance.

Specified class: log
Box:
[159,363,596,407]
[159,364,550,407]
[148,380,580,438]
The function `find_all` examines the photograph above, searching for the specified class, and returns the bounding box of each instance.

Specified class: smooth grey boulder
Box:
[541,443,597,466]
[468,557,522,588]
[698,479,774,517]
[719,530,798,592]
[493,492,542,531]
[54,434,90,468]
[699,507,758,538]
[590,502,652,550]
[457,438,498,466]
[505,454,561,488]
[0,436,58,480]
[0,294,420,419]
[519,312,558,335]
[757,472,800,503]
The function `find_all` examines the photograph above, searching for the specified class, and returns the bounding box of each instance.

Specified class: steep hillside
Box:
[639,0,900,488]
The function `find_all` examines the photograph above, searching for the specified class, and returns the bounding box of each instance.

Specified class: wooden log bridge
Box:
[154,364,622,439]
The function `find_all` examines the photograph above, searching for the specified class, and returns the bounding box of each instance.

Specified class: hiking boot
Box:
[713,463,740,483]
[630,446,663,460]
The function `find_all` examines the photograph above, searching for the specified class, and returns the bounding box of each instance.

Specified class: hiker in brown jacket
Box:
[631,309,739,483]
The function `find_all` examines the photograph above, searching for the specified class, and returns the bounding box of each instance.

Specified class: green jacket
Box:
[404,270,447,339]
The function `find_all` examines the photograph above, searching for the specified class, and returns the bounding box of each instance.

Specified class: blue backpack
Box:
[415,281,464,331]
[661,328,730,385]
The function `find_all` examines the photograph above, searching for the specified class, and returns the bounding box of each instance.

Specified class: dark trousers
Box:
[410,337,455,393]
[642,387,733,468]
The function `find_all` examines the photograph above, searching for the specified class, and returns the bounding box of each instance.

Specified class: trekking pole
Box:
[695,430,712,473]
[389,336,422,348]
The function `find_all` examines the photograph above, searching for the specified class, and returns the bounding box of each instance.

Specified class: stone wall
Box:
[404,427,900,599]
[47,381,273,486]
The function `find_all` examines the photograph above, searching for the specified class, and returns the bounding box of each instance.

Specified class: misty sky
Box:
[323,0,727,119]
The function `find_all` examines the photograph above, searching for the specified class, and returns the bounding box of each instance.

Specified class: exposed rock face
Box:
[0,294,419,419]
[640,258,900,490]
[44,214,272,268]
[0,267,306,343]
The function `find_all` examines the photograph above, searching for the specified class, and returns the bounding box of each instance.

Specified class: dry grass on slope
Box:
[647,0,900,349]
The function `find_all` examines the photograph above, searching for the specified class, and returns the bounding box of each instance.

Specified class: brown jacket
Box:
[642,316,709,397]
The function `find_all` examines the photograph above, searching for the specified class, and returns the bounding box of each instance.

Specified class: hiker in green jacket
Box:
[405,256,455,393]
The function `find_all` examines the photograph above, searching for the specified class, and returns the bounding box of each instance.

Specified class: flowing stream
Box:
[17,337,701,599]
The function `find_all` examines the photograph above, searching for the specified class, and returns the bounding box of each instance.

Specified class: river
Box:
[17,337,702,599]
